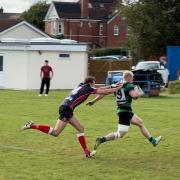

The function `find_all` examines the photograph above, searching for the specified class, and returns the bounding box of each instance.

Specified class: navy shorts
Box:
[59,105,73,122]
[118,112,134,126]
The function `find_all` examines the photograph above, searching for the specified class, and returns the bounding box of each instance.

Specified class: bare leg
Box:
[50,119,68,137]
[69,116,84,133]
[131,114,152,139]
[69,116,90,157]
[25,119,68,137]
[131,114,162,146]
[94,124,129,150]
[105,130,127,141]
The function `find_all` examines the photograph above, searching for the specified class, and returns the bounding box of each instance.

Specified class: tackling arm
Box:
[96,84,123,95]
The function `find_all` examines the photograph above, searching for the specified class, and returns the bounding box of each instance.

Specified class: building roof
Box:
[0,38,88,52]
[0,21,50,38]
[0,13,21,20]
[52,0,119,20]
[54,1,81,19]
[0,12,23,32]
[0,19,23,32]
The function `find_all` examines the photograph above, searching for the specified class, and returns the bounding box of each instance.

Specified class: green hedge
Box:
[168,80,180,94]
[88,48,127,57]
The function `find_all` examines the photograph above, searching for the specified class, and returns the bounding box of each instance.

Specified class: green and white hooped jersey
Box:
[116,82,135,113]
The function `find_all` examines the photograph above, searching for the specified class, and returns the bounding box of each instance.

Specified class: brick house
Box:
[44,0,127,48]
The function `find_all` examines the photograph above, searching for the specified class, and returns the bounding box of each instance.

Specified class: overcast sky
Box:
[0,0,77,13]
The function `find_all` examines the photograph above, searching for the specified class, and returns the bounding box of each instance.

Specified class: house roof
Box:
[0,19,23,32]
[0,12,23,32]
[0,38,88,52]
[0,20,50,37]
[54,1,81,19]
[0,13,21,20]
[52,0,119,20]
[0,11,49,37]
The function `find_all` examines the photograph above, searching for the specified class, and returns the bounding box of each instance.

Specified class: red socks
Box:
[31,124,53,134]
[77,133,90,156]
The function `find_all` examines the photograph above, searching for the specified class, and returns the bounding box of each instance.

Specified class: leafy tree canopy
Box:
[21,1,49,31]
[122,0,180,59]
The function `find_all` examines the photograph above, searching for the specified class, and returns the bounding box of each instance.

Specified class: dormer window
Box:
[52,21,64,35]
[100,4,104,8]
[59,23,62,34]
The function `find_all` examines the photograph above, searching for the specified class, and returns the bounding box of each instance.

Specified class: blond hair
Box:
[123,70,134,79]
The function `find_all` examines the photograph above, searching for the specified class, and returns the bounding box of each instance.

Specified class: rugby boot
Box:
[21,120,33,130]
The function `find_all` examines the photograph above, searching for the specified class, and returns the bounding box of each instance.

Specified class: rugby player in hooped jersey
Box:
[21,76,123,158]
[86,71,162,153]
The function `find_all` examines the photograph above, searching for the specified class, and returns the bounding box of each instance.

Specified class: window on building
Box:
[88,22,92,28]
[0,56,3,71]
[113,25,119,36]
[99,24,103,35]
[88,3,93,8]
[59,53,70,60]
[126,26,131,36]
[100,4,104,8]
[57,21,64,34]
[52,21,63,35]
[58,23,62,34]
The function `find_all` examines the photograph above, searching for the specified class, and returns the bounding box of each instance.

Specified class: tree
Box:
[122,0,180,59]
[21,1,49,31]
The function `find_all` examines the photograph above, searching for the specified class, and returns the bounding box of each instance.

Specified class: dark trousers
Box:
[40,78,50,94]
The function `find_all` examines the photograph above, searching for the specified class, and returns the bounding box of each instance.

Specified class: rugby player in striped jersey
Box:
[21,76,122,158]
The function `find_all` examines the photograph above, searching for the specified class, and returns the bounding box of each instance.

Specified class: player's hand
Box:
[86,101,94,106]
[116,83,123,89]
[111,82,123,88]
[116,82,123,86]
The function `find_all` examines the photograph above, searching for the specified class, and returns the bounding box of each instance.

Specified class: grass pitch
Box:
[0,90,180,180]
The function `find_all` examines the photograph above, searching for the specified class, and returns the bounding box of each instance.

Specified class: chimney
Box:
[0,7,4,13]
[80,0,89,18]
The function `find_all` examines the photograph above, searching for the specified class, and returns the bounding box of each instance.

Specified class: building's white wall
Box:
[0,43,88,90]
[27,50,88,89]
[0,24,46,39]
[2,50,28,89]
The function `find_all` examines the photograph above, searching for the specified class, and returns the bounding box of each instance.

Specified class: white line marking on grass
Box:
[0,144,46,153]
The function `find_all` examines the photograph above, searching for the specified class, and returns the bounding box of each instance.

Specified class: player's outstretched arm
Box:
[96,84,123,95]
[86,95,105,106]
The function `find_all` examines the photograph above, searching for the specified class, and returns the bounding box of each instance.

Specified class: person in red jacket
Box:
[39,60,53,96]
